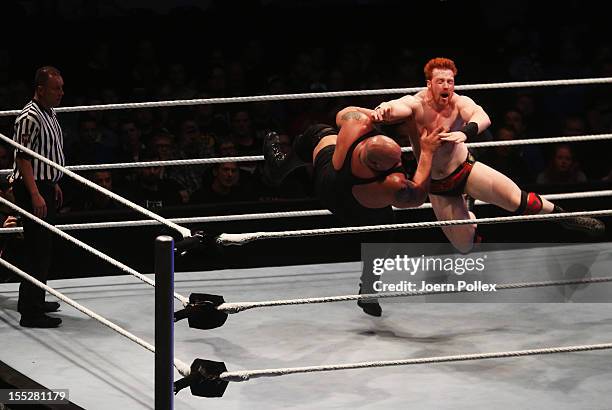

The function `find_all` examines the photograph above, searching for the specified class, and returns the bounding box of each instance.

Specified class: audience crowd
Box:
[0,1,610,216]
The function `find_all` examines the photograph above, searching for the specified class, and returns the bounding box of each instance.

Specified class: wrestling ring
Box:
[0,77,611,409]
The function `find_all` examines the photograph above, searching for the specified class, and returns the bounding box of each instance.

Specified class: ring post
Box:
[155,235,175,409]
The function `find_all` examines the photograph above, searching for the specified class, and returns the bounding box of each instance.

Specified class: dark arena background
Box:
[0,0,610,275]
[1,1,612,409]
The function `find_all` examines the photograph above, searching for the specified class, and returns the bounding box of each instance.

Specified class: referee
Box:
[11,66,65,328]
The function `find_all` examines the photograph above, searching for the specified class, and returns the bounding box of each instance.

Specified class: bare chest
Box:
[419,107,464,132]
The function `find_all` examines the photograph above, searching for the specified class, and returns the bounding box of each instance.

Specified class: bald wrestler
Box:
[264,106,443,316]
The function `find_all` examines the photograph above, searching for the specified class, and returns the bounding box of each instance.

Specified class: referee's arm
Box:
[15,155,47,218]
[14,115,47,219]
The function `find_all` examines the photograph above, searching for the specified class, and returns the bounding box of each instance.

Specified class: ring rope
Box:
[1,133,610,173]
[458,133,612,150]
[0,190,610,235]
[0,257,191,377]
[220,342,612,382]
[219,275,612,314]
[217,209,612,245]
[0,133,191,239]
[0,77,610,117]
[0,196,190,306]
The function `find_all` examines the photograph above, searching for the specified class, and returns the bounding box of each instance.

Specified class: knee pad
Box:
[513,191,543,215]
[293,123,337,163]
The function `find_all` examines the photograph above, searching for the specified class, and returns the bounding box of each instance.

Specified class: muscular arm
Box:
[391,148,434,208]
[389,127,441,208]
[331,107,375,167]
[457,95,491,134]
[336,106,375,128]
[372,95,417,123]
[439,95,491,143]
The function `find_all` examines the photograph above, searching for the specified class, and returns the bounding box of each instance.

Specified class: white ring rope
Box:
[0,190,610,234]
[458,133,612,150]
[1,133,610,173]
[220,342,612,382]
[0,196,189,306]
[0,257,191,377]
[0,133,191,239]
[217,209,612,245]
[0,155,264,174]
[218,275,612,314]
[0,77,610,117]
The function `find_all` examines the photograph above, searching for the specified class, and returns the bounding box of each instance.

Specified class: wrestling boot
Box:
[43,301,60,312]
[357,283,382,317]
[262,131,305,186]
[20,314,62,328]
[553,205,606,238]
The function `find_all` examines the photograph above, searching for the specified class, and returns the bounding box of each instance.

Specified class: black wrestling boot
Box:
[20,313,62,328]
[262,131,305,186]
[357,283,382,317]
[553,205,606,238]
[264,131,287,164]
[43,301,60,313]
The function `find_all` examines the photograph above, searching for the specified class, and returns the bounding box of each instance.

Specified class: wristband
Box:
[461,122,479,139]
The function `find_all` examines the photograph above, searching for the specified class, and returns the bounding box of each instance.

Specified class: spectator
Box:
[71,170,123,212]
[229,109,262,157]
[480,127,534,185]
[191,94,228,136]
[127,152,184,210]
[130,39,161,99]
[118,118,146,163]
[561,115,587,136]
[190,161,256,204]
[148,131,200,203]
[177,118,215,160]
[501,108,545,175]
[67,116,116,165]
[228,109,263,176]
[215,137,238,158]
[536,144,587,184]
[160,63,196,100]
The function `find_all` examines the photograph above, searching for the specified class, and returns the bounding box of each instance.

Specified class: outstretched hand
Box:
[371,102,392,122]
[420,126,445,153]
[439,131,467,144]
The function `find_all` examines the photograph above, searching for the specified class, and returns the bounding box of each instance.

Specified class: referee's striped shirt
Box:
[11,99,65,182]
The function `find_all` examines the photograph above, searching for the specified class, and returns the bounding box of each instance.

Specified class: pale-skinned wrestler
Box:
[372,57,604,253]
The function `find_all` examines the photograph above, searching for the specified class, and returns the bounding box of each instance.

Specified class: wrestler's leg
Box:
[430,194,477,253]
[294,124,338,163]
[465,162,605,236]
[464,162,554,213]
[265,124,337,185]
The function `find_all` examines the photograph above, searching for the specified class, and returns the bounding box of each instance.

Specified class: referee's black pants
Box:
[13,180,57,316]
